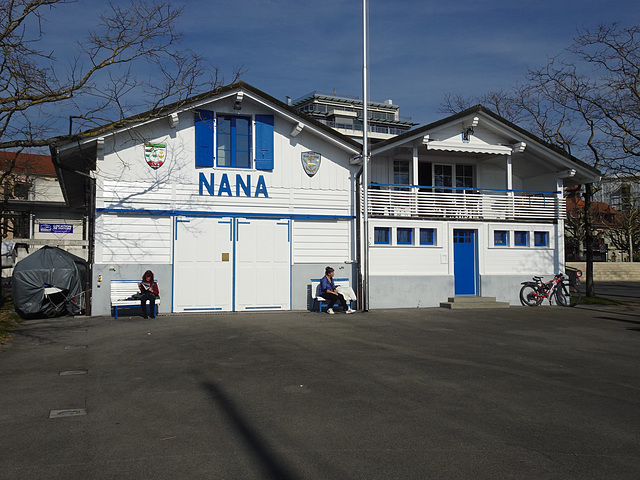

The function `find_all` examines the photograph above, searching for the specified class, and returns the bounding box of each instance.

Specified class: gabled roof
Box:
[370,104,601,183]
[54,81,362,152]
[0,151,56,176]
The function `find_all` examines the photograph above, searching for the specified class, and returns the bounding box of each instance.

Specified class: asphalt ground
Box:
[584,281,640,304]
[1,302,640,479]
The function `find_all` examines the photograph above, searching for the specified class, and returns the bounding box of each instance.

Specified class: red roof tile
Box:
[0,151,56,176]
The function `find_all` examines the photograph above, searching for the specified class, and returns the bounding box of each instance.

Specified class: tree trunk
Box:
[584,183,596,297]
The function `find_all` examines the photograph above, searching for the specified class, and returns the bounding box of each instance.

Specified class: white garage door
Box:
[173,217,290,312]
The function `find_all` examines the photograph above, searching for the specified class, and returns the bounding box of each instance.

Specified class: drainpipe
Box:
[355,166,363,305]
[361,0,370,311]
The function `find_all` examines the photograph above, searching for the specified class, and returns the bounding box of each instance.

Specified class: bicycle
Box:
[519,272,582,307]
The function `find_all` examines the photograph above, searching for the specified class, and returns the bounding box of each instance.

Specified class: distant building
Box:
[289,91,417,143]
[565,197,623,262]
[593,175,640,213]
[0,151,87,271]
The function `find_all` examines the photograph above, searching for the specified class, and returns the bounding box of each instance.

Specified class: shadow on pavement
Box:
[201,381,300,480]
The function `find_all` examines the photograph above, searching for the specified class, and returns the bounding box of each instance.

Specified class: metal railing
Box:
[364,184,565,221]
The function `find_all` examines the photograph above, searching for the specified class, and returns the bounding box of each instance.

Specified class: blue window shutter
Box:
[195,110,215,167]
[254,114,274,170]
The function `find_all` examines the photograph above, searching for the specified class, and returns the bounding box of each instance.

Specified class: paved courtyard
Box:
[1,304,639,479]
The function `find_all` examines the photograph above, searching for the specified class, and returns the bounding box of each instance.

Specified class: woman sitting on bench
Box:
[138,270,160,318]
[320,266,354,315]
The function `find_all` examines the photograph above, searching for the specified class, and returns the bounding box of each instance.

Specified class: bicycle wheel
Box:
[556,283,581,307]
[520,284,543,306]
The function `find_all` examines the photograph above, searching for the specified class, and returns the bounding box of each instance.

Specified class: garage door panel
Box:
[174,217,232,312]
[236,219,290,311]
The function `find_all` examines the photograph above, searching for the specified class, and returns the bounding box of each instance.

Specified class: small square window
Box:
[374,227,390,245]
[534,231,548,247]
[397,228,413,245]
[420,228,435,245]
[494,230,508,246]
[515,231,528,246]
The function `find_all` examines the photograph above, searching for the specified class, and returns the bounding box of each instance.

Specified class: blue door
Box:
[453,229,478,295]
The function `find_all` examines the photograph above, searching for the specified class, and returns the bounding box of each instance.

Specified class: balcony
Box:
[364,184,564,221]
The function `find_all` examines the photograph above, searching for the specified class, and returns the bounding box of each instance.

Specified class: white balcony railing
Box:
[365,185,565,221]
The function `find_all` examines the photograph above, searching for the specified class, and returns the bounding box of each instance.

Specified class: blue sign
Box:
[39,224,73,234]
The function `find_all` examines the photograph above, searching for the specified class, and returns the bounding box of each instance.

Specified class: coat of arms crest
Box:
[301,151,321,177]
[144,143,166,169]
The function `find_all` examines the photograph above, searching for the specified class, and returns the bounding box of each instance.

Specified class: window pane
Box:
[420,228,434,245]
[434,165,452,191]
[217,148,230,167]
[494,230,508,246]
[456,164,473,191]
[235,117,250,135]
[397,228,412,245]
[534,231,548,246]
[393,161,410,186]
[235,150,249,168]
[374,227,390,244]
[515,231,528,246]
[217,117,231,167]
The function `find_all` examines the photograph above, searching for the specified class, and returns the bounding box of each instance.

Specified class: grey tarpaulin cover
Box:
[12,246,87,317]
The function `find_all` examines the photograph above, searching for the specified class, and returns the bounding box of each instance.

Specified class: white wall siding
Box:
[95,109,356,219]
[369,219,448,276]
[96,214,172,263]
[370,246,448,276]
[483,223,556,275]
[293,220,351,264]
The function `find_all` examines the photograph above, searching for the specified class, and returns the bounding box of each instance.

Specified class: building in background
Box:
[289,91,417,143]
[565,197,623,262]
[0,151,87,277]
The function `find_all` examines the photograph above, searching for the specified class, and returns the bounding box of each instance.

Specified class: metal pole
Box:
[361,0,370,311]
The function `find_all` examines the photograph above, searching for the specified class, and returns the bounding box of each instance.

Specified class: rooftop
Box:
[0,151,56,176]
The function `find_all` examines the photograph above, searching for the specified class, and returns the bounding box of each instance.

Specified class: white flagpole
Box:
[362,0,370,311]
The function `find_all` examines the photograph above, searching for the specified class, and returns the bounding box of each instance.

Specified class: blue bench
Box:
[310,278,356,313]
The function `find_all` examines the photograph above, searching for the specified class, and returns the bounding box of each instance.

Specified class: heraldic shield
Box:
[144,143,166,169]
[301,151,321,177]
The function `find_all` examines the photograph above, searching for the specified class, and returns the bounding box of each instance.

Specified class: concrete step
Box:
[440,295,510,309]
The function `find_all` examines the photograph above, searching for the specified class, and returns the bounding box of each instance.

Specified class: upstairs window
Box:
[393,161,410,190]
[217,116,251,168]
[455,165,474,193]
[434,164,452,192]
[194,111,274,170]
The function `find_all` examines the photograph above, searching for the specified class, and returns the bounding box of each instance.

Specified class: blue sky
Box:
[46,0,640,128]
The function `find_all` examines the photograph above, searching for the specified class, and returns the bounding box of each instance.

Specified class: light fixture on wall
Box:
[462,126,474,143]
[233,92,243,111]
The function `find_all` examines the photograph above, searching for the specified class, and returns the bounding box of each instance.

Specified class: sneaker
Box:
[326,308,335,315]
[346,308,355,314]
